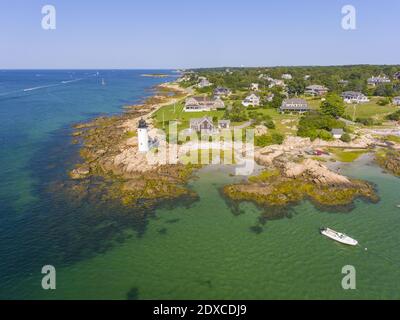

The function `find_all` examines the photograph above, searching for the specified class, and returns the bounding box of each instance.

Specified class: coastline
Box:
[66,81,394,215]
[67,81,201,211]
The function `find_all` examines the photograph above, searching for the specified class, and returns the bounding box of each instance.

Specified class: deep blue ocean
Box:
[0,70,177,299]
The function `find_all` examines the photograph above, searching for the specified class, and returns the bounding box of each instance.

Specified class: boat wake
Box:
[0,73,99,98]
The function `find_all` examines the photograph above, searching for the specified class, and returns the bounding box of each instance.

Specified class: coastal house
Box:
[367,76,391,86]
[266,93,275,102]
[305,85,329,96]
[213,87,231,97]
[268,79,285,88]
[250,83,260,91]
[394,72,400,80]
[282,73,292,80]
[189,117,215,134]
[341,91,369,104]
[338,79,349,86]
[197,77,212,88]
[331,128,344,139]
[280,98,309,113]
[184,96,225,112]
[393,96,400,106]
[304,75,311,80]
[242,94,261,107]
[218,120,231,130]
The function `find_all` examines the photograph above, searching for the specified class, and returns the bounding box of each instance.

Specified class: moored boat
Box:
[320,227,358,246]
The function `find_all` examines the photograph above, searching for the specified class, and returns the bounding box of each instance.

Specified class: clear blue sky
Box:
[0,0,399,69]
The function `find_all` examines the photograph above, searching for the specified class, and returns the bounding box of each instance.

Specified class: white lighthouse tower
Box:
[137,118,149,153]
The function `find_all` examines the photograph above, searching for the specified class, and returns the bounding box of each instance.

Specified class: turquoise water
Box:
[1,71,400,299]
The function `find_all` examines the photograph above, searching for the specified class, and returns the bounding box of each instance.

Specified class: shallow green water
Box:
[19,161,400,300]
[1,71,399,300]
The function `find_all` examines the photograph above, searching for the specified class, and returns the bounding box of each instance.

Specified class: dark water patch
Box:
[195,279,213,289]
[126,287,140,300]
[0,117,201,288]
[165,218,180,224]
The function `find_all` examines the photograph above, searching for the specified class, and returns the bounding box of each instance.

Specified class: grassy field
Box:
[153,99,301,135]
[152,101,225,130]
[343,97,397,121]
[327,148,369,162]
[254,108,299,135]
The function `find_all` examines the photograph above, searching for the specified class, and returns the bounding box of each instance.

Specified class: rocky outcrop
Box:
[281,159,351,185]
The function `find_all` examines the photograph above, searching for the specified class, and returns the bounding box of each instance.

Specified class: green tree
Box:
[320,93,345,117]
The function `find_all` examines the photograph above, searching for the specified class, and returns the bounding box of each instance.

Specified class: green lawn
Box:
[343,97,397,121]
[327,148,368,162]
[152,101,225,130]
[253,108,299,135]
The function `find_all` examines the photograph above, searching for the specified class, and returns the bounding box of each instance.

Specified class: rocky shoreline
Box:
[223,136,381,213]
[66,81,399,215]
[67,82,200,210]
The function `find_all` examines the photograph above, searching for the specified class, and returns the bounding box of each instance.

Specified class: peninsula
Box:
[68,66,400,213]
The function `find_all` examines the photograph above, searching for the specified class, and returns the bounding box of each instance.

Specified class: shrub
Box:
[377,98,391,106]
[340,133,352,143]
[386,110,400,121]
[255,133,285,147]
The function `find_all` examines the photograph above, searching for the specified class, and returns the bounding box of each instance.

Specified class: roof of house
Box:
[218,120,230,124]
[214,87,230,93]
[331,128,344,135]
[280,98,309,110]
[306,85,327,90]
[190,117,213,126]
[186,96,220,103]
[341,91,365,97]
[394,96,400,100]
[282,98,308,105]
[245,93,260,99]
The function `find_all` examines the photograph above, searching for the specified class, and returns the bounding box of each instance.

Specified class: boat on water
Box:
[320,227,358,246]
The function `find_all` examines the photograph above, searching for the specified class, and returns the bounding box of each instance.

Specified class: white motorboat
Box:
[320,227,358,246]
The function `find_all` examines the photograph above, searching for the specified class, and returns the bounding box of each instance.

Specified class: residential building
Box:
[279,98,309,113]
[341,91,369,104]
[305,85,329,96]
[338,79,349,85]
[242,94,261,107]
[268,79,285,88]
[184,96,225,112]
[394,72,400,80]
[197,77,212,88]
[213,87,231,97]
[266,93,275,102]
[250,83,260,91]
[367,76,391,86]
[304,75,311,80]
[282,73,293,80]
[331,128,344,139]
[189,117,215,133]
[393,96,400,106]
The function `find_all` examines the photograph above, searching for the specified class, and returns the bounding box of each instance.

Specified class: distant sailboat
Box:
[101,78,106,86]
